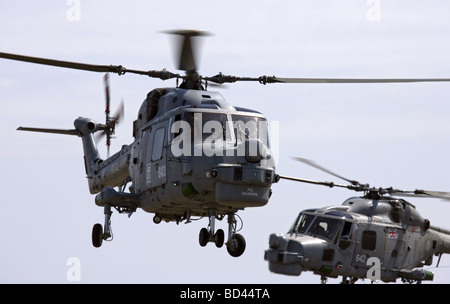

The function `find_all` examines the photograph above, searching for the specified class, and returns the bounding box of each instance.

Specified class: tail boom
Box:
[17,117,132,194]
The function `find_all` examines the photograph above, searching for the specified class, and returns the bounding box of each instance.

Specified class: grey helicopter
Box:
[265,157,450,283]
[3,30,450,257]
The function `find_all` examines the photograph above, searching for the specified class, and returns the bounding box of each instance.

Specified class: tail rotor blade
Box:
[100,72,124,158]
[94,129,106,142]
[112,99,125,124]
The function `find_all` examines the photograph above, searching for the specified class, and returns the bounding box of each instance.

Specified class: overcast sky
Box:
[2,1,450,284]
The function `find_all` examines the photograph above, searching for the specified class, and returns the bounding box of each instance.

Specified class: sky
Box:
[1,0,450,284]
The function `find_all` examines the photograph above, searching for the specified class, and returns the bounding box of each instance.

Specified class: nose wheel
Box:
[226,233,246,258]
[198,211,246,257]
[225,212,246,257]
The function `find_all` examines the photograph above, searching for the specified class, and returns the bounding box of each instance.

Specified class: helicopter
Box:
[3,30,450,258]
[3,30,280,257]
[265,157,450,283]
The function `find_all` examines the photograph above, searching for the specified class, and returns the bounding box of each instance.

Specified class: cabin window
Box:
[341,222,353,239]
[362,230,377,250]
[338,222,354,250]
[152,127,165,161]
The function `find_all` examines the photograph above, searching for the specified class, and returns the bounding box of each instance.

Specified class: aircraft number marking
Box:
[355,253,367,263]
[158,164,166,179]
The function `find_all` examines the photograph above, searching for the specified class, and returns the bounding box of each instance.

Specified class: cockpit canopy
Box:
[171,111,269,145]
[169,110,271,165]
[289,211,353,244]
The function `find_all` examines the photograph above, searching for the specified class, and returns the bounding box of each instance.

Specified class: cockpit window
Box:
[309,217,342,243]
[231,115,268,147]
[184,112,230,142]
[171,112,268,145]
[290,213,343,243]
[169,111,270,158]
[290,213,315,234]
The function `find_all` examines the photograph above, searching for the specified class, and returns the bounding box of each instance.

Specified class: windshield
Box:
[309,216,342,243]
[290,213,315,234]
[231,115,269,147]
[170,112,270,158]
[183,112,230,142]
[290,213,343,243]
[171,112,268,145]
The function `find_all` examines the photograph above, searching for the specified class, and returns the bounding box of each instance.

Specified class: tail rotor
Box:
[96,73,125,157]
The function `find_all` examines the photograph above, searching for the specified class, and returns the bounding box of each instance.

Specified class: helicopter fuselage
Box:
[265,196,450,283]
[17,84,277,255]
[84,87,277,223]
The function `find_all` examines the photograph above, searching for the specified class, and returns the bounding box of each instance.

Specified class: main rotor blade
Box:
[178,33,196,72]
[205,74,450,85]
[278,175,353,190]
[388,189,450,200]
[286,156,450,201]
[0,52,181,80]
[17,126,79,136]
[293,157,361,186]
[0,52,127,74]
[268,77,450,84]
[163,29,211,73]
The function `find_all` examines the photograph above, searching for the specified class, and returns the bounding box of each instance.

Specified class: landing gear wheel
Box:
[226,233,246,257]
[199,228,209,247]
[92,223,103,248]
[214,229,225,248]
[153,214,162,224]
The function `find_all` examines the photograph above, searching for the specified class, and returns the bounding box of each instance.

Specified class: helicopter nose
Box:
[264,233,303,276]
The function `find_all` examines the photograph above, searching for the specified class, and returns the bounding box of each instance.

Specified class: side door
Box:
[146,126,167,188]
[130,129,149,193]
[352,226,384,269]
